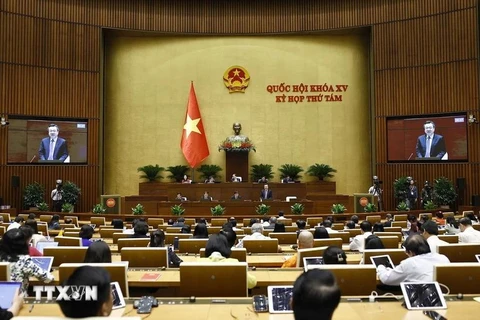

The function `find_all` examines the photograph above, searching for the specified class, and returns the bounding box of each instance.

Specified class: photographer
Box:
[421,181,433,208]
[368,176,383,211]
[406,178,418,210]
[51,179,63,212]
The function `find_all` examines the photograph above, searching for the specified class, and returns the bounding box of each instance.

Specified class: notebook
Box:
[267,286,293,314]
[111,282,126,309]
[400,282,447,310]
[370,255,394,269]
[302,257,324,272]
[0,282,21,309]
[36,241,58,254]
[31,256,54,272]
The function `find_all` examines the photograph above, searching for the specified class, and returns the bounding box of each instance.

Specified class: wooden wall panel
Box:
[0,0,478,211]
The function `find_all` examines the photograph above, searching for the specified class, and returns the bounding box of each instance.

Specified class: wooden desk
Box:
[19,298,480,319]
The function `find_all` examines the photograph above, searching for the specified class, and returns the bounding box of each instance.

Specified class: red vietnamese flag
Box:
[180,83,210,168]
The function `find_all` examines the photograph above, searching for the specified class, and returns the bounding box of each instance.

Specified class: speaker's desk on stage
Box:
[19,297,480,320]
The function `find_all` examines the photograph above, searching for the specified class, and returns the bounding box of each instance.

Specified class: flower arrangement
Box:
[290,203,304,215]
[255,203,270,215]
[211,204,226,216]
[132,203,145,215]
[218,138,256,152]
[171,204,185,216]
[92,204,106,214]
[331,204,346,214]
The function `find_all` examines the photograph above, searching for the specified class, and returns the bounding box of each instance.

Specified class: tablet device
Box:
[267,286,293,313]
[111,282,126,309]
[36,241,58,254]
[31,256,54,272]
[0,282,21,309]
[370,255,394,269]
[90,224,96,229]
[476,254,480,262]
[400,282,447,310]
[303,257,324,272]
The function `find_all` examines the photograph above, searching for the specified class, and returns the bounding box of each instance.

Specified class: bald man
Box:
[281,231,314,268]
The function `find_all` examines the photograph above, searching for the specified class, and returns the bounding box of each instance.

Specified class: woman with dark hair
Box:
[130,221,149,238]
[249,218,258,227]
[445,217,460,235]
[407,215,420,234]
[27,213,36,220]
[19,226,43,256]
[465,212,479,224]
[372,222,385,233]
[0,229,54,293]
[313,227,330,239]
[181,225,191,234]
[24,219,47,246]
[322,246,347,265]
[273,223,286,233]
[200,234,256,289]
[79,225,94,247]
[84,241,112,263]
[193,224,209,238]
[220,229,237,248]
[149,230,182,267]
[198,218,209,226]
[48,214,61,230]
[365,235,385,250]
[344,220,356,230]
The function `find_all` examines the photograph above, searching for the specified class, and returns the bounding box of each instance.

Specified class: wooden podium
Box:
[225,151,249,182]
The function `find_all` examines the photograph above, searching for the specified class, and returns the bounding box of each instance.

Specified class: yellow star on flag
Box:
[183,115,202,138]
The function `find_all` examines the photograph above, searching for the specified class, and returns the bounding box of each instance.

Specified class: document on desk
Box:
[140,273,161,281]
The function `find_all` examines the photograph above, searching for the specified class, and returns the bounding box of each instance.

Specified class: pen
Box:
[29,304,35,313]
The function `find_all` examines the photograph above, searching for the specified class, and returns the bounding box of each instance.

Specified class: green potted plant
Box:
[396,201,410,211]
[279,164,304,181]
[290,203,304,215]
[196,164,223,181]
[433,177,457,209]
[424,200,437,210]
[255,203,270,215]
[306,164,337,181]
[171,204,185,216]
[166,165,190,182]
[393,177,410,203]
[251,164,274,182]
[36,202,49,212]
[131,203,145,215]
[331,204,346,214]
[137,164,165,182]
[62,181,81,207]
[92,204,106,214]
[61,203,74,213]
[364,203,377,213]
[210,204,226,216]
[23,182,45,209]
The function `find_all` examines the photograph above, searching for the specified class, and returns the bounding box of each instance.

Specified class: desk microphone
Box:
[407,153,414,160]
[30,155,36,163]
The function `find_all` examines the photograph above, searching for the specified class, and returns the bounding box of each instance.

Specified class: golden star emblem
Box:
[233,69,240,76]
[183,115,202,138]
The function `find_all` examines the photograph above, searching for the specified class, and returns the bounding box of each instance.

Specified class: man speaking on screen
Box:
[415,121,446,159]
[38,124,69,161]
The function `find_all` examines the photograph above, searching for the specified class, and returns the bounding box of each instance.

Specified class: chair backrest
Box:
[90,217,106,226]
[180,262,248,297]
[207,226,222,234]
[121,247,168,268]
[54,236,82,246]
[313,238,342,248]
[377,236,400,249]
[277,218,292,226]
[296,246,328,267]
[284,226,297,232]
[366,215,381,224]
[391,221,407,228]
[473,224,480,231]
[63,231,80,237]
[346,229,362,237]
[438,235,459,243]
[243,239,279,253]
[306,217,323,227]
[306,265,377,295]
[0,262,10,281]
[199,248,247,262]
[59,262,129,297]
[442,212,455,219]
[269,232,297,245]
[99,228,119,239]
[59,224,76,229]
[64,216,79,226]
[419,212,432,220]
[332,224,344,231]
[462,210,474,217]
[113,232,132,244]
[0,213,11,222]
[393,214,408,221]
[329,232,350,244]
[18,214,30,220]
[437,243,480,262]
[39,215,53,223]
[166,227,182,233]
[117,238,150,252]
[184,218,196,226]
[384,227,402,233]
[178,238,209,254]
[37,223,49,237]
[363,249,407,266]
[374,232,402,243]
[242,227,252,235]
[433,263,480,294]
[211,218,227,226]
[0,226,5,236]
[44,247,88,267]
[147,218,164,226]
[165,233,192,245]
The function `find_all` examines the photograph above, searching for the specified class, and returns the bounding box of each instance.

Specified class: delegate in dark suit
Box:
[415,134,446,159]
[39,137,69,161]
[260,189,273,200]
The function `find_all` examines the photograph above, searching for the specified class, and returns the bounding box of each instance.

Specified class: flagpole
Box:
[190,167,195,183]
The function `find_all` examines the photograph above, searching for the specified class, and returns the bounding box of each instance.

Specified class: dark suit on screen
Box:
[260,189,273,200]
[415,134,446,159]
[39,137,69,161]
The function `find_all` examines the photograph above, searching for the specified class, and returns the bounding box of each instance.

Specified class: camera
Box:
[373,176,382,186]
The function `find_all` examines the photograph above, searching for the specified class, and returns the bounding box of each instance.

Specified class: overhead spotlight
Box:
[0,116,9,127]
[468,114,478,125]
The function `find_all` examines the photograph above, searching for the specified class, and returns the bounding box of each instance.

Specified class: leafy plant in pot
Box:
[196,164,223,181]
[306,164,337,181]
[396,201,410,211]
[393,177,410,203]
[92,204,106,214]
[131,204,145,215]
[61,203,74,213]
[171,204,185,216]
[255,203,271,215]
[251,164,274,182]
[290,203,304,215]
[331,204,346,214]
[23,182,45,209]
[166,165,190,182]
[137,164,165,182]
[36,202,49,212]
[364,203,377,213]
[424,200,437,210]
[433,177,457,209]
[62,181,81,207]
[210,204,226,216]
[278,164,303,181]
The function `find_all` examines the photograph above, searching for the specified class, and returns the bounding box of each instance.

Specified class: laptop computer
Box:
[0,282,22,309]
[111,282,126,309]
[302,257,324,272]
[370,255,394,269]
[31,256,54,272]
[36,241,58,254]
[400,282,447,310]
[267,286,293,314]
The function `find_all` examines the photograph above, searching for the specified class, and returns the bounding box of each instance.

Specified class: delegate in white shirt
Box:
[458,226,480,243]
[426,235,449,253]
[349,232,372,252]
[377,253,450,286]
[236,232,269,248]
